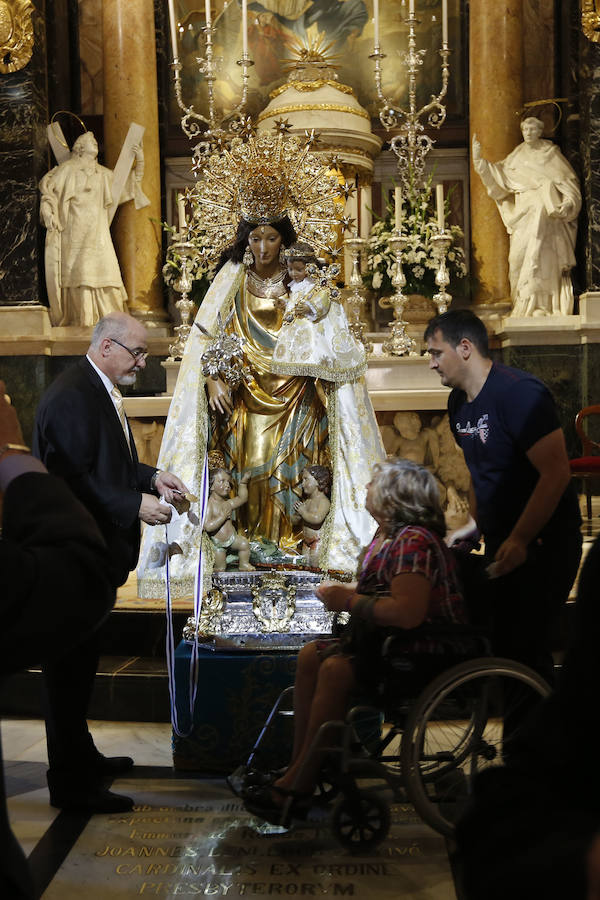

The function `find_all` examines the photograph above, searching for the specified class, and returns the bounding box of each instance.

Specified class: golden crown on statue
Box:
[184,124,356,268]
[239,167,290,223]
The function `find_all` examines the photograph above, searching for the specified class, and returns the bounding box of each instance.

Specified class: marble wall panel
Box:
[501,344,583,457]
[579,20,600,293]
[0,1,48,306]
[78,0,103,114]
[0,356,51,445]
[522,0,556,132]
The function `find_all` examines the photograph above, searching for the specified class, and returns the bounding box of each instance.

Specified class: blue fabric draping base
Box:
[172,642,297,774]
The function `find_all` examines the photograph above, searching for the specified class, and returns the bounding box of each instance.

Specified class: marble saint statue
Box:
[472,117,581,317]
[39,131,148,327]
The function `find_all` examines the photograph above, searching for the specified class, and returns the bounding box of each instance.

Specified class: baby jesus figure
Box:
[203,468,255,571]
[271,242,365,383]
[292,465,332,567]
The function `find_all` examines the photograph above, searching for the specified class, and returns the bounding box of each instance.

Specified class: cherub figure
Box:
[293,465,332,567]
[383,411,440,472]
[203,468,255,571]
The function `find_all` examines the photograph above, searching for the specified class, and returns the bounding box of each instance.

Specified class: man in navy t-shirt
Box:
[424,309,581,683]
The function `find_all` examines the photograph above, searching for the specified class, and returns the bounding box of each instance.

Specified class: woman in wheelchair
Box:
[244,457,467,824]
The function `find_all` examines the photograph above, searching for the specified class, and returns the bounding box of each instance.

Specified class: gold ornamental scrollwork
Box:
[251,572,297,633]
[0,0,34,73]
[270,80,356,100]
[182,588,226,640]
[257,103,370,123]
[582,0,600,42]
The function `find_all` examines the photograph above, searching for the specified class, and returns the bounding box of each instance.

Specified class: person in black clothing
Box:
[33,313,188,814]
[425,309,581,683]
[0,380,113,899]
[455,533,600,900]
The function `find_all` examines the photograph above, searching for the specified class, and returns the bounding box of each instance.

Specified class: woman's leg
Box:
[277,653,357,796]
[290,642,322,764]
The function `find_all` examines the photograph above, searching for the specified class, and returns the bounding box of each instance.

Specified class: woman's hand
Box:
[316,581,357,613]
[206,376,233,415]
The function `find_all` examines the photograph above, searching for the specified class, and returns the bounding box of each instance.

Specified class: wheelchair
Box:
[231,621,552,852]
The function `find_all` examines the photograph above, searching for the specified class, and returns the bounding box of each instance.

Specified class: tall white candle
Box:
[373,0,379,47]
[394,186,402,231]
[436,183,445,230]
[205,0,211,27]
[409,0,415,17]
[178,193,187,231]
[242,0,248,57]
[167,0,179,61]
[442,0,448,44]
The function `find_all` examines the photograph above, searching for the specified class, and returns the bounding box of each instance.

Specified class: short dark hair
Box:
[285,241,318,264]
[424,309,490,357]
[304,464,332,497]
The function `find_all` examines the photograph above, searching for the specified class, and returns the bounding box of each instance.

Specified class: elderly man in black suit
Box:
[33,312,188,815]
[1,381,114,899]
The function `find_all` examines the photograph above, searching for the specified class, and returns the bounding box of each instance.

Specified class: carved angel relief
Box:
[583,0,600,43]
[0,0,34,73]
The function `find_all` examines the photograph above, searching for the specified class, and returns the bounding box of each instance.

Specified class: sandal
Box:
[244,766,286,790]
[226,765,286,799]
[244,783,312,827]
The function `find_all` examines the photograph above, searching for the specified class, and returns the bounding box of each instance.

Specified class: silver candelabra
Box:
[431,231,453,314]
[370,6,450,192]
[171,24,254,166]
[378,232,417,357]
[344,236,372,353]
[168,239,196,361]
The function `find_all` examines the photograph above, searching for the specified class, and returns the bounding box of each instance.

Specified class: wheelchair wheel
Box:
[400,657,551,837]
[331,788,391,852]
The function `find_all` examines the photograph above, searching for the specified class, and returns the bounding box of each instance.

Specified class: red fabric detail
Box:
[570,456,600,472]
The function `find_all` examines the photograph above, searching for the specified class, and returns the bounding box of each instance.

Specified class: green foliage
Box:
[364,172,469,299]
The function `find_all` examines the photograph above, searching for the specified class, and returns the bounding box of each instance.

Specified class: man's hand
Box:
[488,535,528,578]
[206,377,233,415]
[472,133,482,162]
[154,471,190,504]
[316,581,358,613]
[139,493,172,526]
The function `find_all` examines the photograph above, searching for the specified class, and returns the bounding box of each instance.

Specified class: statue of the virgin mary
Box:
[137,129,385,600]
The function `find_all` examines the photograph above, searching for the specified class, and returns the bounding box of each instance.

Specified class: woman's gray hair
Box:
[368,458,446,537]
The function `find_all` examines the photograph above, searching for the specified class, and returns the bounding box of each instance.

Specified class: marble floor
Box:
[3,719,459,899]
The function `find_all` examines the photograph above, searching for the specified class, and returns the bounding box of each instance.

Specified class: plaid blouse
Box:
[357,525,467,628]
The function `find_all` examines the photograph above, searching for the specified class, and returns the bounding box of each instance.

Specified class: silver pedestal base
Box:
[183,569,344,651]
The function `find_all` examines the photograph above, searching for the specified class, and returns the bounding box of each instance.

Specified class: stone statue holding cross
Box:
[39,126,150,327]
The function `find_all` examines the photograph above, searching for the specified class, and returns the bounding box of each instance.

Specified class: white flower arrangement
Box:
[363,174,469,299]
